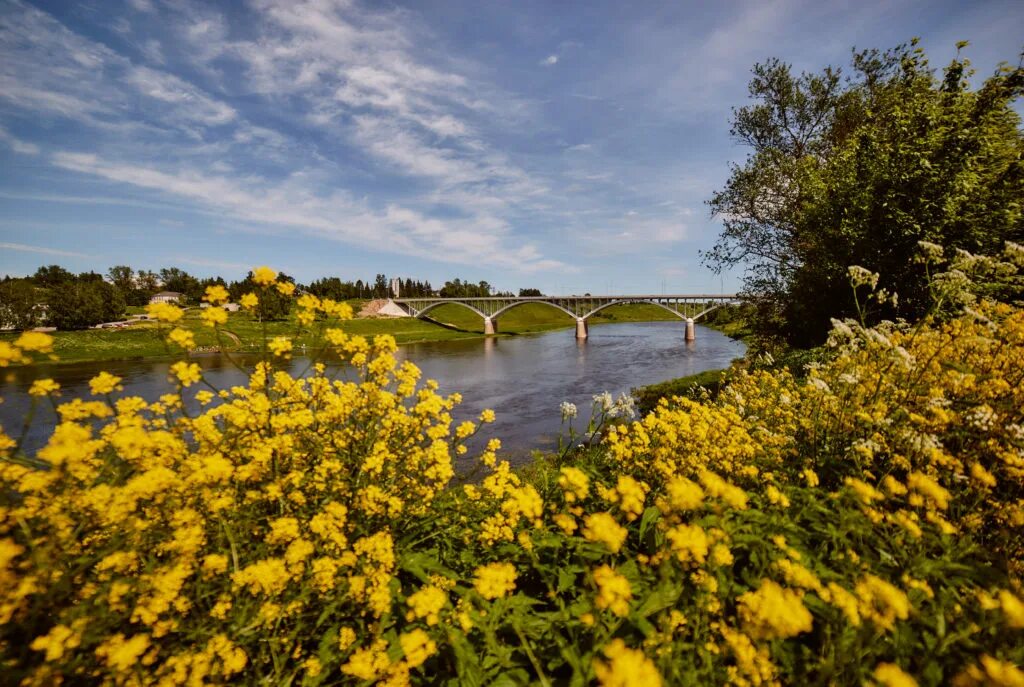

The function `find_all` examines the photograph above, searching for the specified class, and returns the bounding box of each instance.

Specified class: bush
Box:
[2,257,1024,685]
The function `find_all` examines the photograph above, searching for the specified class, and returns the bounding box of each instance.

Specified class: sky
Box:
[0,0,1021,295]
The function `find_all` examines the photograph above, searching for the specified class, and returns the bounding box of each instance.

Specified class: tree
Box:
[46,280,125,330]
[519,288,544,297]
[159,267,201,303]
[705,41,1024,347]
[31,265,74,288]
[0,279,43,330]
[229,271,292,321]
[136,270,160,295]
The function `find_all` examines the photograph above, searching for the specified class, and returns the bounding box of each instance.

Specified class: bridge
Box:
[391,294,740,340]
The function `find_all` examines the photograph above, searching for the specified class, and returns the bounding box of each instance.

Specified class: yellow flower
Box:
[269,337,293,357]
[665,523,708,564]
[15,331,53,353]
[473,562,517,600]
[582,512,628,553]
[204,284,230,304]
[998,590,1024,628]
[480,409,496,423]
[593,565,632,616]
[240,292,259,309]
[169,361,202,387]
[406,585,448,626]
[252,266,277,286]
[874,662,918,687]
[89,371,123,395]
[399,628,436,668]
[201,306,228,327]
[737,579,813,640]
[593,639,662,687]
[855,574,911,631]
[146,302,184,323]
[28,378,60,396]
[662,476,704,512]
[167,327,195,349]
[559,466,590,503]
[95,633,150,672]
[276,281,296,296]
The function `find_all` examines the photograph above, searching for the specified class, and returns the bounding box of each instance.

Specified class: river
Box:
[0,322,744,466]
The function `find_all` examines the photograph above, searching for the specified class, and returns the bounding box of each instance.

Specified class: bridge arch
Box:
[581,299,689,321]
[490,299,578,320]
[414,300,488,320]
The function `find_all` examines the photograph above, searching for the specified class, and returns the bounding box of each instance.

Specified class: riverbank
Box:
[0,301,690,366]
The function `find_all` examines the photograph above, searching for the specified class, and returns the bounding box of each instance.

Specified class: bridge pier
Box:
[484,317,497,335]
[685,317,695,341]
[575,318,589,339]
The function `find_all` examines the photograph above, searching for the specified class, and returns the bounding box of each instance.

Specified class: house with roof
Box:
[149,291,184,304]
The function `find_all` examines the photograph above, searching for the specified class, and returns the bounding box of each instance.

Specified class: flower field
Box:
[2,255,1024,686]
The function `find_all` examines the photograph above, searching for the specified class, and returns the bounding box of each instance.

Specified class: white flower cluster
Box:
[560,401,578,420]
[848,265,880,289]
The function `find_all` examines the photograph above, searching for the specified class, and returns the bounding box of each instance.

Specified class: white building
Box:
[149,291,183,304]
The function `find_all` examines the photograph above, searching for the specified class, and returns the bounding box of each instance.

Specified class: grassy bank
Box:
[2,301,694,365]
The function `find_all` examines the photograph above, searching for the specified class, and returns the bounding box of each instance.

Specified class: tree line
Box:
[0,264,545,330]
[706,40,1024,348]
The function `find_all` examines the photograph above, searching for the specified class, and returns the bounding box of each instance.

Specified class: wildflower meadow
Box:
[2,247,1024,686]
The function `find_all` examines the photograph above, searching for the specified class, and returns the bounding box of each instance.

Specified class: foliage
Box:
[3,254,1024,685]
[706,41,1024,347]
[0,278,44,330]
[632,368,727,416]
[518,288,544,297]
[45,280,126,330]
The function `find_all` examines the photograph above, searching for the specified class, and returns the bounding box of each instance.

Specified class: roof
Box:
[152,291,183,297]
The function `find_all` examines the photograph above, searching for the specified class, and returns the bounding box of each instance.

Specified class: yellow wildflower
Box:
[473,562,517,600]
[167,327,195,349]
[252,266,277,286]
[582,512,628,553]
[593,565,632,616]
[593,639,663,687]
[28,378,60,397]
[146,301,184,323]
[15,331,53,353]
[240,292,259,309]
[201,306,228,327]
[268,337,293,357]
[737,579,813,640]
[276,281,296,296]
[89,371,122,395]
[204,284,230,304]
[873,663,918,687]
[399,628,436,668]
[169,361,202,387]
[406,585,448,626]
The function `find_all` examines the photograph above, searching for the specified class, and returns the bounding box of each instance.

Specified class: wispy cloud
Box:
[0,125,39,155]
[540,55,558,66]
[0,242,89,258]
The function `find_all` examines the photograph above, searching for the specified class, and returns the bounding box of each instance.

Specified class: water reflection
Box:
[1,322,744,465]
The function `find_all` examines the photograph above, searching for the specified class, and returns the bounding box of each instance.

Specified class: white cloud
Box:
[540,55,559,66]
[51,151,567,272]
[0,241,89,258]
[0,125,39,154]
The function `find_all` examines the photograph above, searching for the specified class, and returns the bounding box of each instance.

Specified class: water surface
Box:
[0,322,744,465]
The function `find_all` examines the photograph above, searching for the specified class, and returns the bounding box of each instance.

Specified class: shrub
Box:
[2,257,1024,685]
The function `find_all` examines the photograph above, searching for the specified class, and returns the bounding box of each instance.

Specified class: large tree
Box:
[46,280,125,330]
[0,279,44,330]
[706,41,1024,347]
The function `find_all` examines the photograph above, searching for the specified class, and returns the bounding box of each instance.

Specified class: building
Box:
[149,291,183,304]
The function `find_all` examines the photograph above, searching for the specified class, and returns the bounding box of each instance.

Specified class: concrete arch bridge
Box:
[391,294,740,340]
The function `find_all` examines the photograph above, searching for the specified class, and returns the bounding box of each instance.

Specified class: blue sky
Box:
[1,0,1021,294]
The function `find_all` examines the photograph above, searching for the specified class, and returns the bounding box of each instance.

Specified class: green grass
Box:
[3,301,716,366]
[632,368,728,415]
